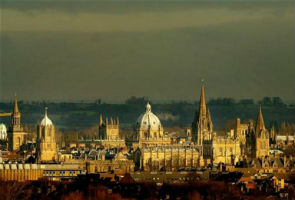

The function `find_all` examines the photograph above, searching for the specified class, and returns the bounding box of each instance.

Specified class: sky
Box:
[0,0,294,102]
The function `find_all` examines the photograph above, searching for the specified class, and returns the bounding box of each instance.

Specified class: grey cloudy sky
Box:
[0,0,294,102]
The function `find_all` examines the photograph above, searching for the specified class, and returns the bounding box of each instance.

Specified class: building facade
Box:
[36,108,58,162]
[8,98,27,151]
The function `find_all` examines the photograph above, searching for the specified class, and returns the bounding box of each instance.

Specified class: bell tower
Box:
[8,96,27,151]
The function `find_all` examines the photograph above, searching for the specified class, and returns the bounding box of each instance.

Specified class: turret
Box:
[99,114,103,126]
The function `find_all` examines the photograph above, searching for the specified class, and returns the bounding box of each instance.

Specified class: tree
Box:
[125,96,149,106]
[238,99,254,105]
[259,97,272,106]
[272,97,285,107]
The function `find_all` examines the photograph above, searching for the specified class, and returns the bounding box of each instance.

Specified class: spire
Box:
[207,108,212,123]
[255,106,265,135]
[116,116,119,125]
[199,82,206,118]
[110,117,114,125]
[207,108,213,133]
[11,95,21,129]
[13,95,19,114]
[99,114,103,126]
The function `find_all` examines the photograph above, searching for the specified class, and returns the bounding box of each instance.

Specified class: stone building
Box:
[99,115,120,140]
[0,164,44,181]
[191,84,213,159]
[132,102,203,171]
[86,152,134,174]
[234,118,248,155]
[135,102,170,148]
[98,115,125,148]
[140,145,202,171]
[212,135,241,164]
[254,107,270,158]
[36,108,58,162]
[8,98,27,151]
[0,162,86,181]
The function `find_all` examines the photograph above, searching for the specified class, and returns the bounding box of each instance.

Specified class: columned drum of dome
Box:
[135,102,170,148]
[136,102,164,139]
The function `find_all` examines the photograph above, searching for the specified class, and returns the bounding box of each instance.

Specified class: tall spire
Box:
[11,95,21,129]
[199,82,206,118]
[255,106,265,135]
[13,95,19,114]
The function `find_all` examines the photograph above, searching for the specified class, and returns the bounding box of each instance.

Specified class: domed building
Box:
[136,102,164,139]
[36,108,58,162]
[132,102,203,171]
[134,102,170,148]
[0,123,7,140]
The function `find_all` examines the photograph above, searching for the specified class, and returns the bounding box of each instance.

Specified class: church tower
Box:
[254,106,269,158]
[99,114,120,140]
[36,108,57,162]
[192,83,213,146]
[8,97,27,151]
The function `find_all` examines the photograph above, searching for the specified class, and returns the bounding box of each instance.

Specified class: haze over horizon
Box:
[1,0,294,102]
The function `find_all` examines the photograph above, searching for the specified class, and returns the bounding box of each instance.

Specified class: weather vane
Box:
[201,78,205,85]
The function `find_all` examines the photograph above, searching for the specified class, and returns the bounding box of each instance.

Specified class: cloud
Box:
[0,1,294,101]
[1,5,292,33]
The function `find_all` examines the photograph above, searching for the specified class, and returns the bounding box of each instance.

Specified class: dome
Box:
[0,123,7,132]
[40,107,53,126]
[0,123,7,140]
[136,102,162,131]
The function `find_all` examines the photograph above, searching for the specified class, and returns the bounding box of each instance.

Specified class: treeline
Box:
[0,96,292,108]
[208,96,288,107]
[0,96,294,132]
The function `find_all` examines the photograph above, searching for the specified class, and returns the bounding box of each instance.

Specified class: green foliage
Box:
[0,97,294,132]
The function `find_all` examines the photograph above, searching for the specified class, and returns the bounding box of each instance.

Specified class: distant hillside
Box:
[0,97,294,132]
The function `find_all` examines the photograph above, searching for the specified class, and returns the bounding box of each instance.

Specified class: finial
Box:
[201,78,205,85]
[146,101,151,112]
[45,107,48,117]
